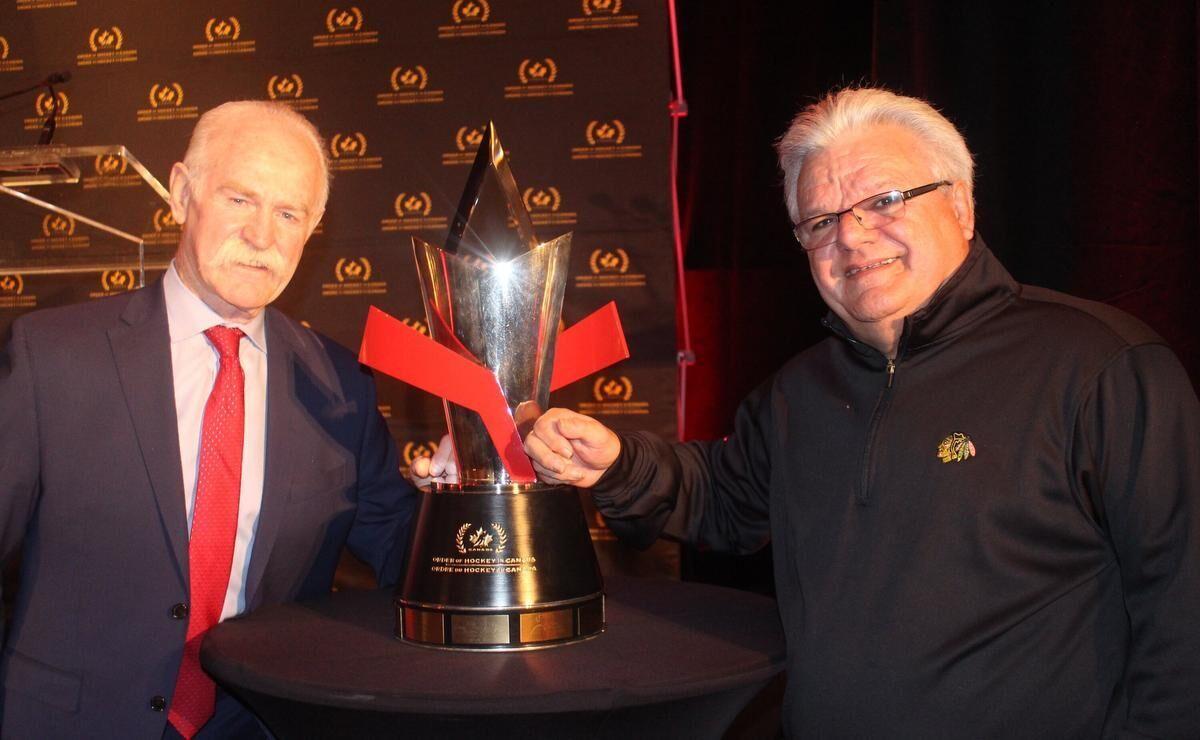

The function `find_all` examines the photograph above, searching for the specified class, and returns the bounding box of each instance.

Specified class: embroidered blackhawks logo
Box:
[937,432,976,463]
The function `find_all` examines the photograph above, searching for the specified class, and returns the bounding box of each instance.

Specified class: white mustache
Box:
[214,237,286,275]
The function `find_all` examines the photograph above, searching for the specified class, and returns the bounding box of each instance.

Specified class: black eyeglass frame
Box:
[791,180,953,251]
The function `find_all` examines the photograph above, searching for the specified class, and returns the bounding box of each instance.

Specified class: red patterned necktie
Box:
[169,325,245,739]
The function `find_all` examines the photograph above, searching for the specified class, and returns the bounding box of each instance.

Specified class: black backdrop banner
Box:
[0,0,677,464]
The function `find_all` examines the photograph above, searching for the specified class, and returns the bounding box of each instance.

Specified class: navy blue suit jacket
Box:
[0,280,415,738]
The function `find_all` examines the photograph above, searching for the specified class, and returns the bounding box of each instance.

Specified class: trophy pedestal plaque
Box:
[359,123,628,651]
[396,483,604,649]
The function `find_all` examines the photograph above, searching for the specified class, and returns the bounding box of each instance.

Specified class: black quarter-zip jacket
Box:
[592,238,1200,738]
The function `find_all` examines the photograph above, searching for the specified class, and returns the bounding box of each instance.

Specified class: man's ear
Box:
[951,181,975,241]
[168,162,193,226]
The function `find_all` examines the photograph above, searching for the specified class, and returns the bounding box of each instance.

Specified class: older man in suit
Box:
[0,101,416,738]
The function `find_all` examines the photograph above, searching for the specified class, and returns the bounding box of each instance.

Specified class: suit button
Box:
[150,695,166,712]
[170,603,189,620]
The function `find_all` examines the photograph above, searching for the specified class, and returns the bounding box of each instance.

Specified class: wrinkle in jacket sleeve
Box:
[1074,343,1200,738]
[590,380,775,555]
[343,366,417,588]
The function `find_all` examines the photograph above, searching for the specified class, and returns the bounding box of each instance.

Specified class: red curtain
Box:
[676,1,1199,441]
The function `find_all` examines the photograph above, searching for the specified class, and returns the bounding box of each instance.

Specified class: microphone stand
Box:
[37,82,57,145]
[0,78,51,102]
[0,72,71,146]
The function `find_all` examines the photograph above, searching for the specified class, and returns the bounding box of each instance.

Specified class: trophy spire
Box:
[410,121,571,484]
[445,121,538,261]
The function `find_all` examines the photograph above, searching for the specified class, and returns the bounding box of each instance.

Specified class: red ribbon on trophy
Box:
[359,301,628,482]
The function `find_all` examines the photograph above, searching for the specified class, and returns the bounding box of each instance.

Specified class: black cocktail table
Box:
[201,577,785,739]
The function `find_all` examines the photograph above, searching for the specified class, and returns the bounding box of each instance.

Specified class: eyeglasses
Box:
[791,180,952,251]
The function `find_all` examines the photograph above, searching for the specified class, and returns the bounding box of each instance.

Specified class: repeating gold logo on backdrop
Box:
[0,274,35,309]
[95,153,126,175]
[25,91,83,130]
[43,214,73,236]
[194,16,255,56]
[401,317,430,335]
[143,207,181,246]
[522,186,577,226]
[322,257,388,296]
[578,374,649,416]
[154,209,178,230]
[401,439,438,468]
[89,269,137,298]
[77,26,138,66]
[102,270,136,292]
[569,0,639,30]
[31,214,89,251]
[377,65,445,106]
[0,36,26,72]
[443,125,486,165]
[314,6,379,47]
[17,0,77,9]
[504,57,574,99]
[137,82,200,122]
[328,132,382,171]
[572,119,642,160]
[267,74,318,111]
[381,192,448,233]
[439,0,506,38]
[575,247,646,288]
[34,91,62,117]
[82,153,141,189]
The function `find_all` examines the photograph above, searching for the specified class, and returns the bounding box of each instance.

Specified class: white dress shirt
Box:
[163,263,267,622]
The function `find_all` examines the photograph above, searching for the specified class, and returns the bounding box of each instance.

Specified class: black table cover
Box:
[201,577,785,739]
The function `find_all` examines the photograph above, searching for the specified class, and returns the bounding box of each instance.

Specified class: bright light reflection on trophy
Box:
[412,124,568,482]
[359,123,628,649]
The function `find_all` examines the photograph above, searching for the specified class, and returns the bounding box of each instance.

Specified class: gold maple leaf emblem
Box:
[469,528,493,548]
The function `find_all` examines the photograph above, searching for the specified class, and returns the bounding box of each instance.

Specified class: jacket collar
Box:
[243,305,303,608]
[109,278,189,582]
[823,235,1019,359]
[110,282,309,601]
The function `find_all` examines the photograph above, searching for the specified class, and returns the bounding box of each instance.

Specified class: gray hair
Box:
[776,87,974,222]
[182,100,331,213]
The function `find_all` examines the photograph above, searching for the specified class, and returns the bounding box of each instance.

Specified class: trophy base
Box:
[395,483,605,650]
[396,592,605,650]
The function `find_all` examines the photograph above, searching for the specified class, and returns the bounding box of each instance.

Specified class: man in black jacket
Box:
[515,88,1200,737]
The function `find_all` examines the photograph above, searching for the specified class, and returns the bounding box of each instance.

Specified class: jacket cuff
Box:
[590,431,636,501]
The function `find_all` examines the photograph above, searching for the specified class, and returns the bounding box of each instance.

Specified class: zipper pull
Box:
[886,358,895,389]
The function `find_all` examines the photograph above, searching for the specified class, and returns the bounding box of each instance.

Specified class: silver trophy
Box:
[396,124,605,649]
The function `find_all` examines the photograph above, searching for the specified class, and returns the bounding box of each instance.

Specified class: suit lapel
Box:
[108,281,188,581]
[244,309,300,607]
